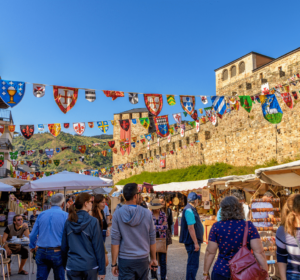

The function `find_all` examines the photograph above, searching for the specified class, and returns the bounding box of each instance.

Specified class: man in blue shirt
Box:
[30,193,68,280]
[180,192,203,280]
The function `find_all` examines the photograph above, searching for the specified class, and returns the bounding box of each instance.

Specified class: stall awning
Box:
[255,160,300,187]
[153,180,209,192]
[207,175,258,188]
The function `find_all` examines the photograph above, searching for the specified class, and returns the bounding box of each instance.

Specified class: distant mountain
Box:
[12,132,113,172]
[92,134,114,139]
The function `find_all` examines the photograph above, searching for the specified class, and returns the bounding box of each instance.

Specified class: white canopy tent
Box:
[153,180,209,192]
[0,182,16,192]
[20,171,113,210]
[0,178,28,187]
[255,160,300,187]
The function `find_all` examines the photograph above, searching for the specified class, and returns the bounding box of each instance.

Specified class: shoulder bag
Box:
[156,237,167,253]
[228,221,269,280]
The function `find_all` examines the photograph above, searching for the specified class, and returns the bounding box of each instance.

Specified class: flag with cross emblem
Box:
[0,80,26,108]
[45,148,54,158]
[154,115,170,137]
[119,120,130,131]
[144,94,163,116]
[53,86,78,114]
[73,122,86,136]
[97,121,109,133]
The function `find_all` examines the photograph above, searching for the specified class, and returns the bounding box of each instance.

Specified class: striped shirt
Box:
[276,226,300,275]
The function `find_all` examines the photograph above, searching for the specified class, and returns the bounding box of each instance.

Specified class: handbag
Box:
[228,221,269,280]
[156,238,167,253]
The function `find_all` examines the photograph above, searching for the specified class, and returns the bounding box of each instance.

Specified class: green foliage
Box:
[12,132,113,172]
[116,157,297,185]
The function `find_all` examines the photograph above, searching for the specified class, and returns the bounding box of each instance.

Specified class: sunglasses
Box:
[16,219,23,221]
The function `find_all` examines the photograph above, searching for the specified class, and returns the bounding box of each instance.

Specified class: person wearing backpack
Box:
[276,194,300,280]
[203,196,269,280]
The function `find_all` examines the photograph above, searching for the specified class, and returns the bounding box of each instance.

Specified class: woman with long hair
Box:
[276,194,300,280]
[149,198,168,280]
[61,193,106,280]
[92,194,110,242]
[203,196,268,280]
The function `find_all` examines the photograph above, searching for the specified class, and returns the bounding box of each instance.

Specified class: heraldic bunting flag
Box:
[37,124,44,131]
[205,107,217,126]
[108,141,115,148]
[0,80,26,108]
[131,119,137,125]
[180,96,195,115]
[0,152,4,168]
[97,121,109,133]
[45,148,54,158]
[33,84,46,98]
[8,125,15,133]
[85,90,96,102]
[211,96,226,115]
[73,122,85,136]
[103,90,124,100]
[260,94,283,124]
[88,122,94,128]
[154,115,170,137]
[54,160,60,166]
[64,123,70,128]
[239,96,253,113]
[78,145,86,154]
[119,120,130,131]
[0,125,4,137]
[48,123,61,137]
[128,93,138,104]
[145,133,152,141]
[167,95,176,106]
[20,125,34,139]
[172,113,182,124]
[144,94,163,116]
[139,118,150,129]
[281,92,293,109]
[53,86,78,114]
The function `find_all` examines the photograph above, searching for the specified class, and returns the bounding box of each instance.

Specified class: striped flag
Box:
[211,96,226,115]
[85,90,96,102]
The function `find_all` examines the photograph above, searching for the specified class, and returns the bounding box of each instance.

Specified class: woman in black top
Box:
[92,194,109,242]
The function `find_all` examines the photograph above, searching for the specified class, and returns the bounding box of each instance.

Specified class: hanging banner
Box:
[205,107,217,126]
[131,119,137,125]
[200,116,206,124]
[73,122,86,136]
[45,148,54,158]
[139,118,150,129]
[0,125,5,138]
[166,95,176,106]
[20,125,34,139]
[154,115,170,137]
[85,90,96,102]
[281,92,293,109]
[48,123,61,137]
[97,121,109,133]
[8,125,15,133]
[157,138,160,146]
[64,123,70,129]
[33,84,46,98]
[239,96,253,113]
[211,96,226,115]
[103,90,124,100]
[259,94,283,124]
[196,120,200,132]
[147,142,150,149]
[131,142,136,148]
[261,82,270,95]
[78,145,86,154]
[180,124,185,137]
[0,152,4,168]
[0,80,25,108]
[11,160,18,167]
[229,97,240,110]
[128,93,139,104]
[145,133,152,141]
[54,160,60,166]
[200,96,208,104]
[172,113,182,124]
[26,150,35,156]
[119,120,130,131]
[108,141,115,148]
[167,134,171,142]
[37,124,44,131]
[191,110,198,121]
[144,94,163,116]
[292,91,298,100]
[53,86,78,114]
[180,95,195,115]
[56,148,61,153]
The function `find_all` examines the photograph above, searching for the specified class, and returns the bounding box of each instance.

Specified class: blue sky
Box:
[0,0,299,137]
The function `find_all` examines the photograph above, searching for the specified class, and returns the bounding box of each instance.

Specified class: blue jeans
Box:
[287,274,300,280]
[185,243,200,280]
[150,253,167,280]
[212,271,230,280]
[36,248,65,280]
[102,230,106,243]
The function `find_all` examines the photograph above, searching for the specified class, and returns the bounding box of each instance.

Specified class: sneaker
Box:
[157,266,160,275]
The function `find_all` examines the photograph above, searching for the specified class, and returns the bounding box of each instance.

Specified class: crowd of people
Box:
[2,183,300,280]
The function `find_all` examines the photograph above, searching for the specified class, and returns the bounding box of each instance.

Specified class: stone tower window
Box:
[166,144,169,152]
[231,66,236,77]
[194,133,198,142]
[222,69,228,81]
[154,149,157,156]
[179,140,182,148]
[172,142,175,150]
[158,147,161,154]
[128,113,132,119]
[138,154,143,160]
[239,62,245,74]
[186,137,190,145]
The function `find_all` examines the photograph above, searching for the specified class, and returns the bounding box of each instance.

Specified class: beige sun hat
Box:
[148,198,164,210]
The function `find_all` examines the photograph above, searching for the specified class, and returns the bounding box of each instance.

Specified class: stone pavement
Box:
[2,232,209,280]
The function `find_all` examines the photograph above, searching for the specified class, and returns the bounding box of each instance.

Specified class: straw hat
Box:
[148,198,164,210]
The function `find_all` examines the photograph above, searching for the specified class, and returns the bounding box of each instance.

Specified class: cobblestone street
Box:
[4,235,207,280]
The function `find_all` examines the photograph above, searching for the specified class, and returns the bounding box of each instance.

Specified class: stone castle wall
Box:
[112,48,300,183]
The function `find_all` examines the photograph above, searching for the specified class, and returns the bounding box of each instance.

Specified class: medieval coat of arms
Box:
[180,95,195,115]
[154,115,170,138]
[53,86,78,114]
[144,94,163,116]
[73,122,86,136]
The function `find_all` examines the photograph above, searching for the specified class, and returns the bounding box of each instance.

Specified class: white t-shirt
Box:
[243,204,249,220]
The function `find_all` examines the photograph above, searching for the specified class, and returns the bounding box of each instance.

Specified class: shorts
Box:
[8,245,28,260]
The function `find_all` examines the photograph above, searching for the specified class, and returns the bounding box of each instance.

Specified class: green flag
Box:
[239,96,253,113]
